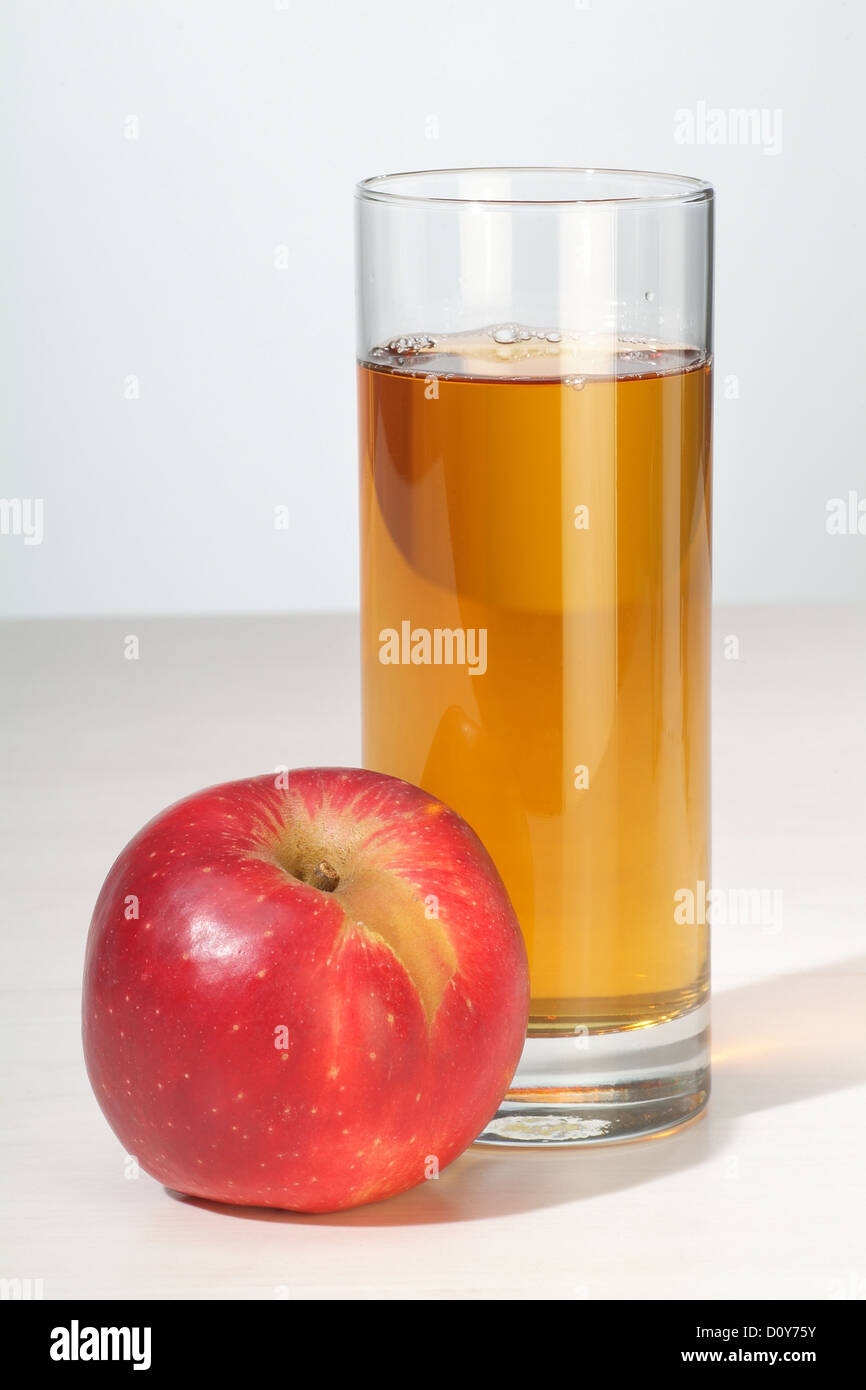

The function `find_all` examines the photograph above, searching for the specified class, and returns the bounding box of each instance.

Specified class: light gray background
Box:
[2,0,863,616]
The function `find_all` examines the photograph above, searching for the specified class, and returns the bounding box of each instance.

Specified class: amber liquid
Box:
[359,329,711,1034]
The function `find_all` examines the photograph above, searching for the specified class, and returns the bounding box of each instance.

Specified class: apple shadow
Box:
[167,954,866,1227]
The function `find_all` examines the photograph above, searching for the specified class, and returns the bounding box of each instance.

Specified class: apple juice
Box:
[358,328,711,1034]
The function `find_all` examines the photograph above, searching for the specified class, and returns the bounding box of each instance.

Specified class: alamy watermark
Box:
[50,1321,151,1371]
[0,498,43,545]
[825,491,866,535]
[674,102,782,156]
[0,1277,44,1300]
[675,880,783,934]
[379,621,487,676]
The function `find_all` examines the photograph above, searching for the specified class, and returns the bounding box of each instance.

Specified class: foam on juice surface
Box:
[364,325,706,381]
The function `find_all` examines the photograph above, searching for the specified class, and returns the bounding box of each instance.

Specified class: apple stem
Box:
[309,860,340,893]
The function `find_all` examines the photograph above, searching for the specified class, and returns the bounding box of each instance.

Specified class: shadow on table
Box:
[168,954,866,1227]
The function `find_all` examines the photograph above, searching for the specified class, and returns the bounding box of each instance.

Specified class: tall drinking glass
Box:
[356,168,713,1144]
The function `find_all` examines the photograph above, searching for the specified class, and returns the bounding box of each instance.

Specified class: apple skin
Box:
[82,768,528,1213]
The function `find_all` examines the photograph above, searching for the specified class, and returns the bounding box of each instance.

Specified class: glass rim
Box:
[355,166,714,208]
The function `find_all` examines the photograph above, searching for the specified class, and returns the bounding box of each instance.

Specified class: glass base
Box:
[476,1002,710,1147]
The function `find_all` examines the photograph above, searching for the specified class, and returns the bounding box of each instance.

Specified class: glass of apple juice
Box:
[356,168,713,1144]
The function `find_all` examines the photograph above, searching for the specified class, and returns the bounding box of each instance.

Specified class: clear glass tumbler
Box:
[356,168,713,1144]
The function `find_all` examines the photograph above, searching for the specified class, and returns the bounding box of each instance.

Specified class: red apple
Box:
[82,768,528,1212]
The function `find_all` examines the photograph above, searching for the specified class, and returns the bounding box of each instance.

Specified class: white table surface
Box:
[2,605,864,1301]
